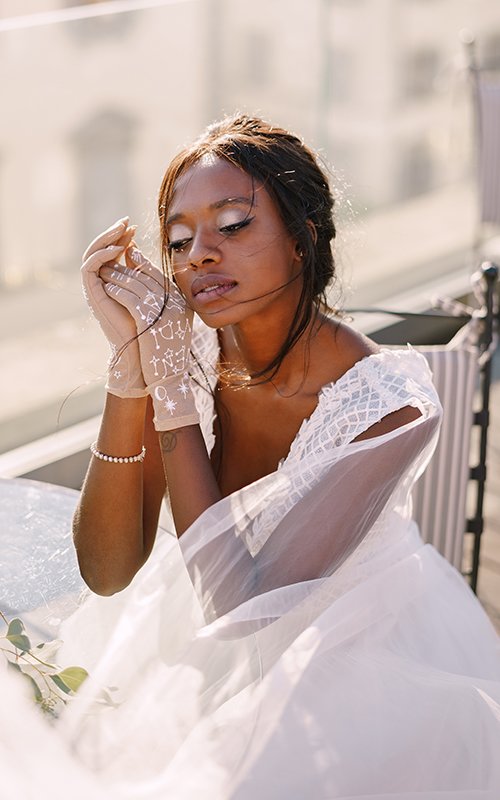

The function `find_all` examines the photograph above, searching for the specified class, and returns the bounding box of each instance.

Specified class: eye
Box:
[220,217,254,235]
[167,237,191,254]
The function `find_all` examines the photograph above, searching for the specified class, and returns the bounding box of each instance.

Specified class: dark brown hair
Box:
[158,113,337,380]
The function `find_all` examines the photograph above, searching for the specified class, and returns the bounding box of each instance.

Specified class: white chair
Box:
[349,262,498,591]
[411,344,479,572]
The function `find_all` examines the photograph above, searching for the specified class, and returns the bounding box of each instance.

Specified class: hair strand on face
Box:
[158,113,338,383]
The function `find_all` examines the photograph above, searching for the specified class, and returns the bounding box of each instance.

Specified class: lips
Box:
[192,274,237,298]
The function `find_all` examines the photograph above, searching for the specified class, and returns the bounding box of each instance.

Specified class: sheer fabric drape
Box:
[4,326,500,799]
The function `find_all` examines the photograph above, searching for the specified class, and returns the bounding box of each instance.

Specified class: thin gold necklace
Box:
[218,330,309,399]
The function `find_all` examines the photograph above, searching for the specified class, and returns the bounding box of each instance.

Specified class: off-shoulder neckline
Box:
[193,322,427,469]
[284,347,427,466]
[197,321,420,398]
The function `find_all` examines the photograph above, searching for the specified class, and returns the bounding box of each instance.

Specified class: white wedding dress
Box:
[2,322,500,799]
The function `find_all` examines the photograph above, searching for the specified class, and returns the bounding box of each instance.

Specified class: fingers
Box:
[103,281,149,327]
[82,244,125,278]
[82,217,130,263]
[126,246,189,309]
[100,262,164,299]
[101,263,190,330]
[82,225,136,280]
[116,225,137,250]
[125,245,165,285]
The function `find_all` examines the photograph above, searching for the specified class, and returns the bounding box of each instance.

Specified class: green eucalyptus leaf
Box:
[6,633,32,652]
[24,674,43,703]
[51,667,88,694]
[49,673,72,694]
[7,660,43,702]
[6,619,24,636]
[58,666,88,692]
[6,618,32,652]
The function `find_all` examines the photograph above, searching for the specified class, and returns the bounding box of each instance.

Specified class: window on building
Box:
[401,48,440,100]
[399,140,435,199]
[71,109,137,256]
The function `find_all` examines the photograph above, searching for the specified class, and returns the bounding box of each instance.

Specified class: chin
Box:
[195,312,220,329]
[194,303,247,329]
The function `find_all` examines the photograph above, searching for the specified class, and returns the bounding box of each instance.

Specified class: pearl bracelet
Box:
[90,441,146,464]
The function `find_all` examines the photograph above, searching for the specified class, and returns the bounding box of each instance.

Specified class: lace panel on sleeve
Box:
[285,348,438,468]
[244,349,441,557]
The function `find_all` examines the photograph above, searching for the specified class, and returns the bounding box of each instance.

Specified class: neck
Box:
[221,308,321,391]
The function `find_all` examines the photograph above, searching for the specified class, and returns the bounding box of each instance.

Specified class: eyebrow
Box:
[166,196,253,226]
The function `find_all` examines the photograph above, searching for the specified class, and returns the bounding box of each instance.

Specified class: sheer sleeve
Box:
[254,414,439,593]
[180,349,442,625]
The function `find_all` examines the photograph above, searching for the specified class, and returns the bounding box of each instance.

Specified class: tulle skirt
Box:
[2,520,500,799]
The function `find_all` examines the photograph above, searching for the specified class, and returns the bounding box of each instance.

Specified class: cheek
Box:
[167,264,189,299]
[170,255,190,283]
[238,231,292,266]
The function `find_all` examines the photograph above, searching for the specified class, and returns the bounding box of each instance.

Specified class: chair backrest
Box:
[476,70,500,227]
[348,263,497,589]
[411,346,479,570]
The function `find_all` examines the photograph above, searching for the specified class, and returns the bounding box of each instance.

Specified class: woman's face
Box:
[165,155,303,329]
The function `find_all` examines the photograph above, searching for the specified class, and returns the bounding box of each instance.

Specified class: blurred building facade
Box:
[0,0,499,450]
[0,0,499,287]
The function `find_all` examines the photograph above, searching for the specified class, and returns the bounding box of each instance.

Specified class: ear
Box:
[294,219,317,259]
[294,242,304,259]
[306,219,318,245]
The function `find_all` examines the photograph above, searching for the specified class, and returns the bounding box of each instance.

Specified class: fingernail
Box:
[109,216,128,230]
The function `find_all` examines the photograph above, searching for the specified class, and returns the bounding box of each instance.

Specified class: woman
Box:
[59,115,500,797]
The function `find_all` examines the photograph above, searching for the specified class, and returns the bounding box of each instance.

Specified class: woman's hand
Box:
[100,245,200,431]
[81,217,147,398]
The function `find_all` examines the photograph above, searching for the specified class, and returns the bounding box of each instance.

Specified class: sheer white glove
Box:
[100,246,200,431]
[81,217,147,398]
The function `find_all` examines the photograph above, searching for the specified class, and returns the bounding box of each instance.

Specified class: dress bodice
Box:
[189,319,442,560]
[191,319,439,462]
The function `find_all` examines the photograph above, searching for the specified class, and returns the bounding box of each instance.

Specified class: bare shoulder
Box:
[320,317,421,441]
[320,316,379,380]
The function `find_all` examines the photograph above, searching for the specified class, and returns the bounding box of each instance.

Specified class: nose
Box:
[188,230,222,270]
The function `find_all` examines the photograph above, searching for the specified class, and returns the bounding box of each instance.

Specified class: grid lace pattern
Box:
[245,349,438,555]
[190,323,440,557]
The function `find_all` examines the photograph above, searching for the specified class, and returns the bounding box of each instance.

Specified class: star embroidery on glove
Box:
[114,370,122,379]
[178,381,189,398]
[164,397,177,415]
[130,248,145,266]
[149,355,161,376]
[144,290,161,310]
